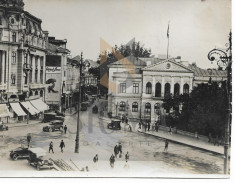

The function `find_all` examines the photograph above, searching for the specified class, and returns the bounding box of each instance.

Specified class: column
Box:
[32,55,35,83]
[161,76,165,97]
[180,77,184,94]
[37,56,40,84]
[189,77,193,92]
[152,77,155,97]
[1,51,5,84]
[170,77,174,94]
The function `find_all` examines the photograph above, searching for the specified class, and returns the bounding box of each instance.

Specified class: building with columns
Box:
[0,0,48,121]
[107,55,226,124]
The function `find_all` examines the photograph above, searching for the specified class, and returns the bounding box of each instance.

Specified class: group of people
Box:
[49,140,65,153]
[109,143,130,168]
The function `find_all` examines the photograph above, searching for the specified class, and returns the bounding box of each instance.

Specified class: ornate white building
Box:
[107,55,226,124]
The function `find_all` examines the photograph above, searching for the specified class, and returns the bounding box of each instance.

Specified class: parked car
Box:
[107,120,121,130]
[0,121,8,131]
[28,147,54,171]
[42,120,64,132]
[10,146,30,160]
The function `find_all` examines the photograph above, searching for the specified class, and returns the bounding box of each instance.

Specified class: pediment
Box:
[142,59,193,73]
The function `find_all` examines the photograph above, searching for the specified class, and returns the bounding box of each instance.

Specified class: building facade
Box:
[107,56,226,124]
[0,0,48,121]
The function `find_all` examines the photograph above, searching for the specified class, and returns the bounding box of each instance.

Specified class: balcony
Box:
[23,63,32,71]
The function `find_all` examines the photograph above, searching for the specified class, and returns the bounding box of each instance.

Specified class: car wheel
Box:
[49,128,52,132]
[37,164,40,171]
[12,154,19,161]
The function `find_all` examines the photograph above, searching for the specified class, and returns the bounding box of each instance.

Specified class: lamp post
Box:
[27,108,29,124]
[75,52,83,153]
[208,31,232,174]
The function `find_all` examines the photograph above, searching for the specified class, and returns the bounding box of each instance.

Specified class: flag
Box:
[167,23,169,38]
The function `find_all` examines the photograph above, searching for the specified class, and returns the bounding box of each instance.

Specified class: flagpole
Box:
[167,22,170,59]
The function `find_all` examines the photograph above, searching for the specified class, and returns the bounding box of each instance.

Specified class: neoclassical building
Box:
[107,55,226,124]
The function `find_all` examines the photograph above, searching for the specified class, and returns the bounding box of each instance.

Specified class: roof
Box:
[188,64,227,77]
[109,55,147,67]
[47,43,70,54]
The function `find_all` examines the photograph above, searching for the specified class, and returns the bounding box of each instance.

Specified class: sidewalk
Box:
[5,119,42,128]
[138,128,227,156]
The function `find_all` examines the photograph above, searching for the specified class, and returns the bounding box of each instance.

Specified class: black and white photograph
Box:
[0,0,232,180]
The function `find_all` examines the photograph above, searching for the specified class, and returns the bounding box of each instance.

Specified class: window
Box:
[24,53,27,64]
[164,83,171,98]
[145,103,151,113]
[35,90,38,95]
[133,83,139,94]
[40,90,43,97]
[12,52,16,64]
[183,84,189,94]
[119,101,126,111]
[24,72,28,84]
[120,83,126,93]
[155,83,161,97]
[40,70,43,84]
[11,74,16,85]
[12,32,16,42]
[35,70,38,83]
[146,82,152,94]
[132,102,138,112]
[154,103,161,114]
[174,83,180,97]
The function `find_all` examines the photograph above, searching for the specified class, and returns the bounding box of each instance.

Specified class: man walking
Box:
[93,154,98,163]
[64,125,67,134]
[49,141,54,153]
[27,134,31,148]
[60,140,65,153]
[114,144,119,158]
[164,140,169,152]
[125,152,129,162]
[109,154,115,168]
[118,142,122,158]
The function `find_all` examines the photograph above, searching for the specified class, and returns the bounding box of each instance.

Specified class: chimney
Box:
[175,56,181,62]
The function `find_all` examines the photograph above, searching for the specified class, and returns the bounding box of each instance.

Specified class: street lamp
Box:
[207,31,232,174]
[27,108,29,124]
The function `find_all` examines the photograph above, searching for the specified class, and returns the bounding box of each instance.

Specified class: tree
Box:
[162,82,227,136]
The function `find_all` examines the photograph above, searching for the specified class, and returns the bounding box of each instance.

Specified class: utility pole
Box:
[75,52,83,153]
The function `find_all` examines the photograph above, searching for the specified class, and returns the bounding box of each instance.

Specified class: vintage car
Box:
[0,121,8,131]
[28,147,54,170]
[81,102,88,111]
[10,146,30,160]
[107,120,121,130]
[43,112,65,123]
[92,105,98,114]
[42,120,64,132]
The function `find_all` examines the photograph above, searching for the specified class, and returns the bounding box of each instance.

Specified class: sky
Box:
[24,0,231,69]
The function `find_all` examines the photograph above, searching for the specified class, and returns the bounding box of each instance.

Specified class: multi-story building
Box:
[0,0,48,121]
[107,55,226,124]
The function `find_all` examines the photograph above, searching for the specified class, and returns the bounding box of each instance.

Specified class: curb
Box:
[7,121,42,129]
[138,130,224,157]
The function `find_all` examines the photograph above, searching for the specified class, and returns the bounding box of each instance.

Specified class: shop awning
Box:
[10,103,27,116]
[20,101,40,115]
[30,99,49,112]
[0,104,10,118]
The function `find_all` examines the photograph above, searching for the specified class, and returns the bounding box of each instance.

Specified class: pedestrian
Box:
[118,142,122,158]
[144,123,147,132]
[125,117,128,124]
[168,126,172,135]
[93,154,98,163]
[109,154,115,168]
[155,122,159,132]
[49,141,54,153]
[60,140,65,153]
[164,140,169,152]
[27,134,31,148]
[122,116,124,123]
[138,122,141,129]
[147,122,150,131]
[125,152,129,162]
[114,144,119,158]
[64,125,67,134]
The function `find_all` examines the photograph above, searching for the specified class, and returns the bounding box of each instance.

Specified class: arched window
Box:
[40,90,43,97]
[155,83,161,97]
[145,103,151,113]
[164,83,171,98]
[154,103,161,114]
[146,82,152,94]
[174,83,180,97]
[183,84,189,94]
[119,101,126,111]
[132,102,138,112]
[35,90,38,95]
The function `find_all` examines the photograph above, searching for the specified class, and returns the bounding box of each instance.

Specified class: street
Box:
[0,99,225,177]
